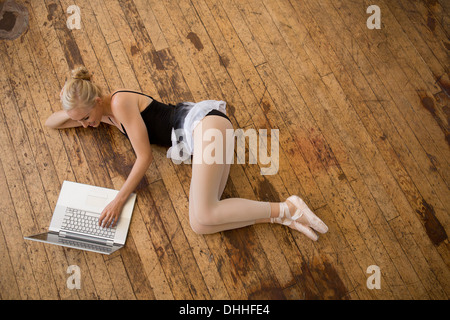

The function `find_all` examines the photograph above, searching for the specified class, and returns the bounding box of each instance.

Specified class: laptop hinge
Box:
[60,230,113,246]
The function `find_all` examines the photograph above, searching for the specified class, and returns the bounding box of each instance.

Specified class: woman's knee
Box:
[189,209,213,235]
[194,204,220,226]
[189,201,220,228]
[189,220,211,235]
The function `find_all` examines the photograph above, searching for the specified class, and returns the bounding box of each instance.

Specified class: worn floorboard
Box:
[0,0,448,300]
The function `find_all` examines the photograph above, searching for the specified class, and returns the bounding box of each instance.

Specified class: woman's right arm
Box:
[45,110,82,129]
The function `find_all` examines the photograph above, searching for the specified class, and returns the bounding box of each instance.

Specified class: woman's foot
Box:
[271,195,328,241]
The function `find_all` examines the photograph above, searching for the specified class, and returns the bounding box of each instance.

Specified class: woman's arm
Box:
[45,110,82,129]
[98,96,153,228]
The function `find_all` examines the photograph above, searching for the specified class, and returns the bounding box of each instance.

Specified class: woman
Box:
[46,67,328,241]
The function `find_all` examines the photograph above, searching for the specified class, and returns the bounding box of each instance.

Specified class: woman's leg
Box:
[189,125,276,234]
[189,116,272,229]
[188,115,328,239]
[189,181,257,234]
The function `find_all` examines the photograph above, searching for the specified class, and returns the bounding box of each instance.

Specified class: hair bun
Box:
[71,66,92,81]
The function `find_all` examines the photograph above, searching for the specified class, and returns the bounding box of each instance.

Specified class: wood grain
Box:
[0,0,448,300]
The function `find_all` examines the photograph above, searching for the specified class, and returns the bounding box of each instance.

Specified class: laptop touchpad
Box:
[86,194,108,208]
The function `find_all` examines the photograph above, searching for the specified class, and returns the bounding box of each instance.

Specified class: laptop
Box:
[24,181,137,255]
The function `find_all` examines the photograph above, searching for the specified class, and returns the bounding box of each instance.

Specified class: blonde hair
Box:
[61,66,103,111]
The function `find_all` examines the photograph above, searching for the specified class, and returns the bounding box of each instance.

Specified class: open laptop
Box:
[24,181,137,255]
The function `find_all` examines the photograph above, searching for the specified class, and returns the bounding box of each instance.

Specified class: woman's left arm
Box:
[99,98,153,228]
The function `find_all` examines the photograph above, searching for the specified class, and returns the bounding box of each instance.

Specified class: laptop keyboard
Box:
[62,207,117,239]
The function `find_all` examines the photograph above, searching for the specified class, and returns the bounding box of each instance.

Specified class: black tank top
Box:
[111,90,176,146]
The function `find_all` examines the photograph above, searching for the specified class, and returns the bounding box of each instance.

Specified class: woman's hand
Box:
[98,197,125,228]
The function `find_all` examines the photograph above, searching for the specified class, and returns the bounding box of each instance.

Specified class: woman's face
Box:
[66,97,103,128]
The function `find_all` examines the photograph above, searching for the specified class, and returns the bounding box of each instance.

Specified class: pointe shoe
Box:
[272,195,328,241]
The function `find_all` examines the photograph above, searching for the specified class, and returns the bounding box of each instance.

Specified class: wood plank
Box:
[423,0,450,39]
[148,178,211,299]
[260,2,420,299]
[116,0,177,102]
[138,184,194,300]
[409,0,450,51]
[132,0,169,52]
[101,0,162,99]
[0,43,79,300]
[277,0,446,300]
[384,0,449,77]
[126,202,174,300]
[336,0,450,174]
[332,0,450,216]
[268,0,429,297]
[0,158,26,300]
[314,0,450,298]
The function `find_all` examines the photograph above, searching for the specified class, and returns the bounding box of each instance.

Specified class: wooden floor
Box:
[0,0,449,300]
